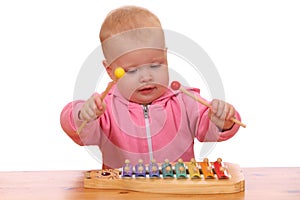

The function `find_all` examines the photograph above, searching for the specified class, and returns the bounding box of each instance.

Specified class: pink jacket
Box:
[60,86,241,169]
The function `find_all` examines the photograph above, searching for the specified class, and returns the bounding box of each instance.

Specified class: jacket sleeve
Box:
[182,87,241,142]
[60,100,101,146]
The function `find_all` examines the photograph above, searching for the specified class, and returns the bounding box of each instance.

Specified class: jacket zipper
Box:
[143,105,153,161]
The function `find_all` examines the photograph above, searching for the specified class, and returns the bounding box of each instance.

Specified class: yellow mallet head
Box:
[114,67,125,79]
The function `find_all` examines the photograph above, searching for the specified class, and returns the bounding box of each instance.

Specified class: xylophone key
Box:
[122,159,133,178]
[149,159,160,178]
[175,158,187,179]
[213,158,229,179]
[199,158,215,179]
[187,158,201,179]
[135,159,147,178]
[162,159,174,178]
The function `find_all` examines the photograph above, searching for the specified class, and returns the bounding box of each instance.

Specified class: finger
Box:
[101,102,106,111]
[80,109,89,121]
[94,95,103,110]
[85,105,97,120]
[226,105,235,120]
[85,98,98,118]
[220,103,228,120]
[211,99,219,114]
[210,113,225,129]
[78,110,84,121]
[216,100,225,118]
[96,102,106,116]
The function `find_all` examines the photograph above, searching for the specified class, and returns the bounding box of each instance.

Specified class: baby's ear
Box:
[102,60,113,79]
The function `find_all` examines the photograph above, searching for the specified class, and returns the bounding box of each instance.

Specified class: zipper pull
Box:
[143,105,149,119]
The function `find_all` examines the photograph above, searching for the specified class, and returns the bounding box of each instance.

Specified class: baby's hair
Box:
[100,6,162,42]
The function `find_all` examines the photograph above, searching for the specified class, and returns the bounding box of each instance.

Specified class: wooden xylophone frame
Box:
[84,162,245,194]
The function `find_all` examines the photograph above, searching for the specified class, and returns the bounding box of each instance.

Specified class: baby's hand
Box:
[209,99,235,131]
[79,93,106,122]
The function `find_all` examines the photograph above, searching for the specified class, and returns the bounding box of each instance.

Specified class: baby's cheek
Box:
[117,80,136,100]
[156,68,169,86]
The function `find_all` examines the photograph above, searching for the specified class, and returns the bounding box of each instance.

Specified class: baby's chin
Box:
[130,90,168,105]
[129,97,158,105]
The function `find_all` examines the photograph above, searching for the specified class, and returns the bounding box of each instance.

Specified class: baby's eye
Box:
[126,68,138,74]
[150,63,161,68]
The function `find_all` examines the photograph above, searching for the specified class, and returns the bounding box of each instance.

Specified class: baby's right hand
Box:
[78,93,106,122]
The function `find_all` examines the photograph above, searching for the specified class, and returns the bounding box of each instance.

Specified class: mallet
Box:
[77,67,125,134]
[171,81,246,128]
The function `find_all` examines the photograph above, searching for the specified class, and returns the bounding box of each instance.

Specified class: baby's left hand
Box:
[209,99,235,131]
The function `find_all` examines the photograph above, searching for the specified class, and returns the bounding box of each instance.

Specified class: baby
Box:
[60,6,241,169]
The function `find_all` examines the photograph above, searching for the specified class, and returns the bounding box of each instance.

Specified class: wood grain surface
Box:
[1,167,300,200]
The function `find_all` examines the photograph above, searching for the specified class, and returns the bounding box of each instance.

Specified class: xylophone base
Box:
[84,162,244,194]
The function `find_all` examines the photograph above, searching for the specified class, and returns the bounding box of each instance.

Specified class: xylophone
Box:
[84,158,245,194]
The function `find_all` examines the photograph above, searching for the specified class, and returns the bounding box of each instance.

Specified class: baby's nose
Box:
[139,68,153,82]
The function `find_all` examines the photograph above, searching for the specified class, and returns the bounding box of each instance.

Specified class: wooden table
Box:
[1,168,299,200]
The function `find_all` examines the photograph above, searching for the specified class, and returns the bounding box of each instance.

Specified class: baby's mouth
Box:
[138,86,156,94]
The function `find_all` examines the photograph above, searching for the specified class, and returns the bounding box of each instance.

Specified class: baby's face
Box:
[111,49,169,105]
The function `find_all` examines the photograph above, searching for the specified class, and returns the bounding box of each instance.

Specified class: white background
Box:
[0,0,299,171]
